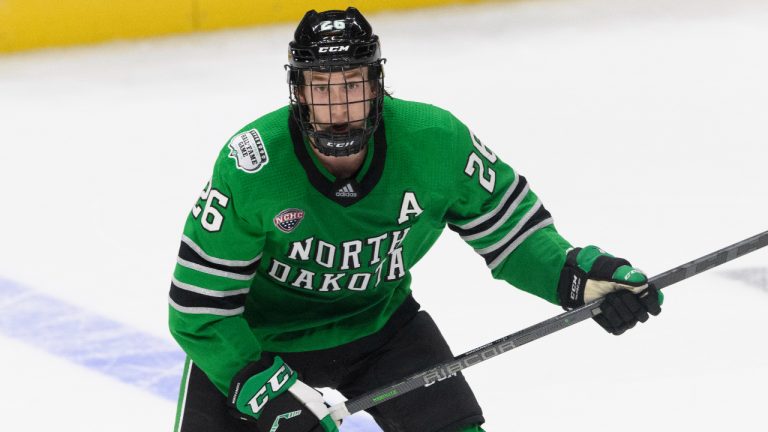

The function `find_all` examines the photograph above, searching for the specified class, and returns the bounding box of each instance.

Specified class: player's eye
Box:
[312,85,328,93]
[346,82,360,90]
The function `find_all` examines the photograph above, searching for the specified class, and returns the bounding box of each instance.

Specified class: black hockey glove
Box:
[228,355,339,432]
[558,246,663,335]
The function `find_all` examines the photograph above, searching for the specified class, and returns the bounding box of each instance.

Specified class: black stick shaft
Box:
[337,230,768,417]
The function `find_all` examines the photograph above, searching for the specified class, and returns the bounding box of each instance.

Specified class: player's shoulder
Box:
[382,97,471,158]
[212,105,292,179]
[383,97,464,132]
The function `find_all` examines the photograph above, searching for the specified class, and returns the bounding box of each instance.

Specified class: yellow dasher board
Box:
[0,0,495,53]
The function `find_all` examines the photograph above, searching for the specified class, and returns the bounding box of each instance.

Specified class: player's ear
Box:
[296,84,309,104]
[295,70,309,104]
[364,71,376,98]
[368,66,382,98]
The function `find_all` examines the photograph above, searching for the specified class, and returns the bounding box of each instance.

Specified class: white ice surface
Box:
[1,0,767,431]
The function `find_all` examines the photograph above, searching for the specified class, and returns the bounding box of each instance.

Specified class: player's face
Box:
[299,67,375,134]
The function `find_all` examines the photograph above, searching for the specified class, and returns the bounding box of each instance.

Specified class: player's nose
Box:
[329,92,348,119]
[329,84,349,104]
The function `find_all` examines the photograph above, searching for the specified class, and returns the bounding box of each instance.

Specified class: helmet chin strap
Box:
[310,129,368,157]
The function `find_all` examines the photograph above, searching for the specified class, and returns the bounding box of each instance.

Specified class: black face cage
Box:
[287,61,385,157]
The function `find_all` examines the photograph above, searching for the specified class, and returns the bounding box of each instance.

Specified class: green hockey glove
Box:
[227,356,339,432]
[557,246,663,335]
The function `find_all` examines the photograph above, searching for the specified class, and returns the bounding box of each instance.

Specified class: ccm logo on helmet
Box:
[319,45,350,53]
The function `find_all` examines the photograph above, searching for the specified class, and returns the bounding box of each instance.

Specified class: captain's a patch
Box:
[228,128,269,173]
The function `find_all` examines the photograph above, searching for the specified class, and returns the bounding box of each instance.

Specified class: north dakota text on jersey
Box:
[267,228,410,292]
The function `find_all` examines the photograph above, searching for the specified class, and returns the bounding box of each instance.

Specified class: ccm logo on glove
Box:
[558,246,663,335]
[569,275,582,301]
[246,364,292,414]
[228,356,340,431]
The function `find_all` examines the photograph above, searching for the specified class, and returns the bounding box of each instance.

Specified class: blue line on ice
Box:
[0,277,185,401]
[0,277,381,431]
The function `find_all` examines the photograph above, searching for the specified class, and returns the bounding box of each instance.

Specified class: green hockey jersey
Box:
[169,97,572,393]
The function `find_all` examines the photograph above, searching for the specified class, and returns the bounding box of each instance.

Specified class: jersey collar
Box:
[289,114,387,207]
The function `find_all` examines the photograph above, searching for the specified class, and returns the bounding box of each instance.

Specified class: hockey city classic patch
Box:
[229,128,269,173]
[274,208,305,233]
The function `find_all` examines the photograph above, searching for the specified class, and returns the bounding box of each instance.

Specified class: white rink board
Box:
[1,1,767,431]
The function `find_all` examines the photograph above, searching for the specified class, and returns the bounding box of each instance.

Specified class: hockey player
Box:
[169,7,663,432]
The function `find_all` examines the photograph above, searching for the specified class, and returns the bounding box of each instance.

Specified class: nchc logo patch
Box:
[274,208,305,233]
[229,128,269,173]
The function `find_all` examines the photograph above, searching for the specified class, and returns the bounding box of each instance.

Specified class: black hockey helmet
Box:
[287,7,385,157]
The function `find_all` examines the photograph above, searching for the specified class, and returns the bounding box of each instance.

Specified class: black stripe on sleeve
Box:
[481,205,553,265]
[178,241,260,276]
[169,282,248,311]
[448,176,529,237]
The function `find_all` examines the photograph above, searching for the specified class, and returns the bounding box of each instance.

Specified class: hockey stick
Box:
[329,230,768,421]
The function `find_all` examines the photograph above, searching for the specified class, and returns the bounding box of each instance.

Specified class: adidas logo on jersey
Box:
[335,183,357,198]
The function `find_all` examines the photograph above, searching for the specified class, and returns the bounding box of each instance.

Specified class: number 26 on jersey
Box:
[192,179,229,232]
[464,132,497,193]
